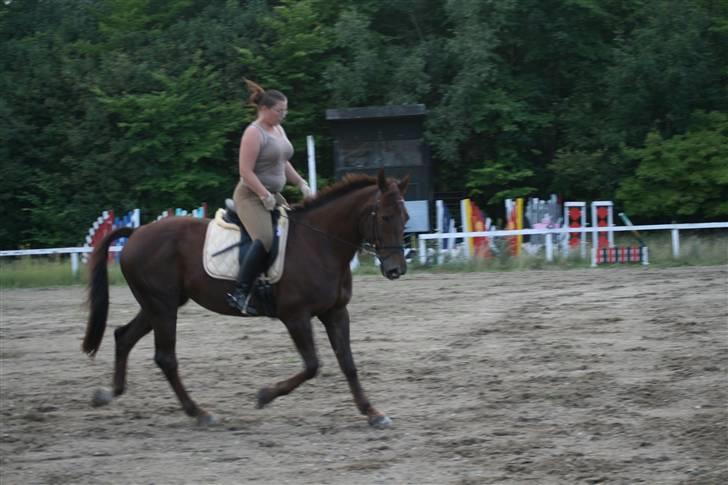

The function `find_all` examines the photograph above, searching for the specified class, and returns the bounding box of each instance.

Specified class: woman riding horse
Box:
[83,170,409,428]
[228,79,311,316]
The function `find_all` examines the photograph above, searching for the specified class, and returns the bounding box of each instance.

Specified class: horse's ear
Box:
[398,174,410,195]
[377,169,388,192]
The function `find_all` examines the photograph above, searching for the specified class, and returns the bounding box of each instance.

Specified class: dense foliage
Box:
[1,0,726,248]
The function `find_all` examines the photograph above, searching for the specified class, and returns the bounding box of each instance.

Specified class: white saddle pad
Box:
[202,208,289,284]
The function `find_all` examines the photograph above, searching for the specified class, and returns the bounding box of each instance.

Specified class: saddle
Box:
[202,200,290,285]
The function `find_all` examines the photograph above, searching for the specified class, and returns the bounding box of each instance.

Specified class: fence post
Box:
[545,233,554,262]
[419,237,427,265]
[671,229,680,258]
[436,200,444,265]
[71,252,79,275]
[306,135,317,195]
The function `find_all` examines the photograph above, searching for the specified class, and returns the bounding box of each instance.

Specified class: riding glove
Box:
[261,192,277,211]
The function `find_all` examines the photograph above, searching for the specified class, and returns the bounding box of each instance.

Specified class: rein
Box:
[282,213,376,256]
[282,198,405,261]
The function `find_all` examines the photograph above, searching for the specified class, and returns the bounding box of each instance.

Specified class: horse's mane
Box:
[291,173,377,213]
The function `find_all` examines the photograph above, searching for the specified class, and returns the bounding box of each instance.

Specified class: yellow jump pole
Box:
[464,199,474,256]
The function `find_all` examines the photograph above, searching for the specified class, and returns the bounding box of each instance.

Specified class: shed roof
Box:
[325,104,426,121]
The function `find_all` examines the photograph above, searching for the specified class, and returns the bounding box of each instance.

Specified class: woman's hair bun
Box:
[244,78,286,109]
[244,79,265,106]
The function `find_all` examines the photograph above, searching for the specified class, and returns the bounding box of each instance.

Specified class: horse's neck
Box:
[301,186,375,255]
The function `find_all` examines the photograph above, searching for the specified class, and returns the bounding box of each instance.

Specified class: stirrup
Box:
[226,290,258,316]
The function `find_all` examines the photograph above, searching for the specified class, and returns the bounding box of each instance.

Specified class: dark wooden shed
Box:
[325,104,431,232]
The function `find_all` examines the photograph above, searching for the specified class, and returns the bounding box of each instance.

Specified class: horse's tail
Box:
[82,227,135,356]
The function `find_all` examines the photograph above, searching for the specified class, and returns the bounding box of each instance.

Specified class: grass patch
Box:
[0,256,126,289]
[634,232,728,267]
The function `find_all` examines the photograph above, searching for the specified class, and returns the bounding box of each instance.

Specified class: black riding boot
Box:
[227,240,268,316]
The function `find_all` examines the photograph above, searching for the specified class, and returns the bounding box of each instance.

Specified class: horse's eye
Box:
[382,215,391,223]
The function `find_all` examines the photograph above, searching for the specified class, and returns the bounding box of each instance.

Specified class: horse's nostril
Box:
[387,268,400,279]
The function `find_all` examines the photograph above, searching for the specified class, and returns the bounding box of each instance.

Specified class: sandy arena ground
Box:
[1,265,727,484]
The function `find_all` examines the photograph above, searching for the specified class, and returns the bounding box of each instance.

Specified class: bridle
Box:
[361,197,406,263]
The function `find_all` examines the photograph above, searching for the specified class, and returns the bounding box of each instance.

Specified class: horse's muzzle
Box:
[383,263,406,280]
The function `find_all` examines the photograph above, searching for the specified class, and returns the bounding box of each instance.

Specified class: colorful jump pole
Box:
[591,201,614,250]
[460,199,472,259]
[564,202,586,258]
[505,198,524,256]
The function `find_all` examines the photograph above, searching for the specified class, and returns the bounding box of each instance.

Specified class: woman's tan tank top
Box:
[250,122,294,193]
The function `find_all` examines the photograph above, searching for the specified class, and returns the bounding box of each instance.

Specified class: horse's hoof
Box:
[256,387,274,409]
[196,412,218,427]
[369,415,393,429]
[91,388,114,407]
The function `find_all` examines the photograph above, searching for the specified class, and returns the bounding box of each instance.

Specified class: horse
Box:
[82,170,410,428]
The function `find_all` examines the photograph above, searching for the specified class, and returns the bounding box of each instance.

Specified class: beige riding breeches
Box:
[232,179,286,252]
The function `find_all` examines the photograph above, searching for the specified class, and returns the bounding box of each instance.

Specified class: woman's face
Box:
[262,100,288,125]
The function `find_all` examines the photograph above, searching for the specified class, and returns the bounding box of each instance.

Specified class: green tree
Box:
[617,111,728,221]
[324,1,436,107]
[548,148,629,202]
[2,0,727,248]
[236,0,336,179]
[426,0,511,176]
[96,65,244,212]
[435,0,624,207]
[605,0,724,146]
[467,160,536,205]
[0,0,106,246]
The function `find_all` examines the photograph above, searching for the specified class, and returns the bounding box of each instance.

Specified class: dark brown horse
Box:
[83,171,409,428]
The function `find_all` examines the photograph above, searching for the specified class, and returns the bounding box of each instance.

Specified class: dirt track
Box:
[1,266,727,484]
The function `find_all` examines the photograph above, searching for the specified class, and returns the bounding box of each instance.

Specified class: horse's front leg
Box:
[319,306,392,429]
[256,313,319,409]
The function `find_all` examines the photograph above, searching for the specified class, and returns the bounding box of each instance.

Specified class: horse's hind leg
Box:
[91,311,152,408]
[319,306,391,429]
[151,311,216,426]
[112,311,152,397]
[256,314,319,409]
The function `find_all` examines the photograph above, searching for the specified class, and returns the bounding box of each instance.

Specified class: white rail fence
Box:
[0,246,124,275]
[417,222,728,267]
[1,222,726,274]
